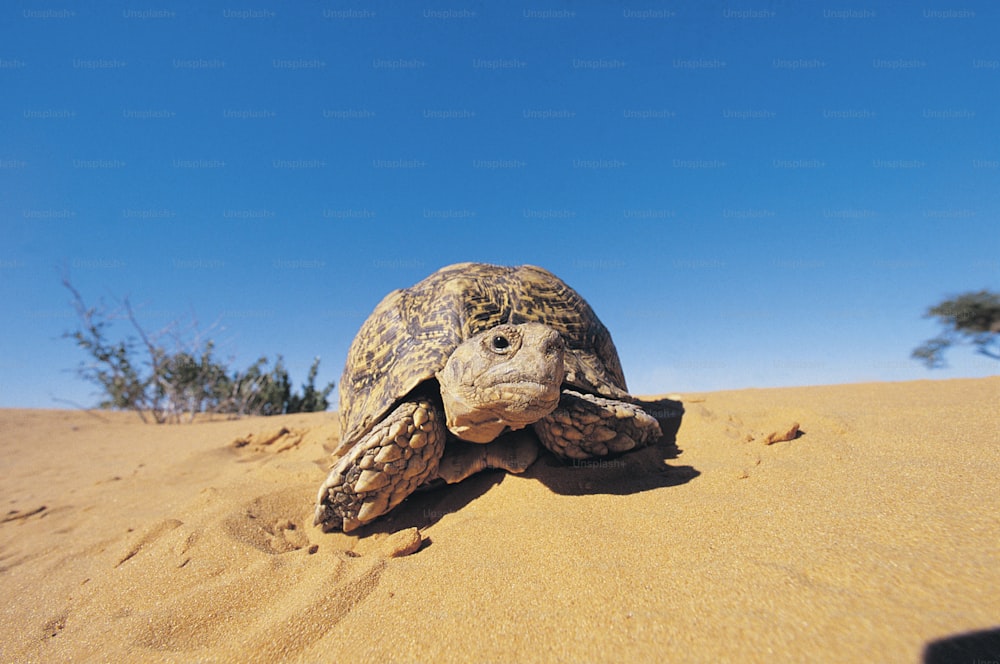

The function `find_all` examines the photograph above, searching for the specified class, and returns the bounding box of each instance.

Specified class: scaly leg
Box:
[314,398,446,532]
[534,389,661,460]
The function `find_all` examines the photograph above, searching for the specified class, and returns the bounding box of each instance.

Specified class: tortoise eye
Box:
[491,334,511,352]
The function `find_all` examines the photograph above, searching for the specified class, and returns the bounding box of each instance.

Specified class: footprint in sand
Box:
[222,489,313,554]
[98,478,423,660]
[122,488,419,659]
[222,489,423,557]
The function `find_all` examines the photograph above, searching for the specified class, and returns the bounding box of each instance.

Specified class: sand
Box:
[1,377,998,663]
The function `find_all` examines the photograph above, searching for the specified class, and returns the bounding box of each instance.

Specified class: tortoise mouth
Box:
[479,378,559,392]
[477,379,561,409]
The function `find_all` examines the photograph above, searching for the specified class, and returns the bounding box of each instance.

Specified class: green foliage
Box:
[63,280,335,423]
[912,290,1000,368]
[286,357,335,414]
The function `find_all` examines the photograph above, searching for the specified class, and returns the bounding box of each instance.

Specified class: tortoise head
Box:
[436,322,565,443]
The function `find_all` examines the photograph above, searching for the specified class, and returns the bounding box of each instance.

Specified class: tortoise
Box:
[314,262,662,532]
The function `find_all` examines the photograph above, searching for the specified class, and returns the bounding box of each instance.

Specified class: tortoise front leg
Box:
[314,398,446,532]
[534,389,661,460]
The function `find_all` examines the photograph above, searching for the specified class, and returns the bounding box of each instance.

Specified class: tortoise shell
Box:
[338,262,628,449]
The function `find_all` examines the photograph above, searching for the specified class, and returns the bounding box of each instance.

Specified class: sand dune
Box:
[1,377,998,662]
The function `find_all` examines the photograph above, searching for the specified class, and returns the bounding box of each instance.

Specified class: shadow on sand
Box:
[923,627,1000,663]
[359,397,693,536]
[529,396,695,496]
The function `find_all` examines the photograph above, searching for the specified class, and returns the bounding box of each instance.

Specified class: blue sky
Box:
[2,1,998,409]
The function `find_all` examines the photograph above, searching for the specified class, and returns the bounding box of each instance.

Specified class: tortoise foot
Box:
[534,390,662,460]
[314,398,446,532]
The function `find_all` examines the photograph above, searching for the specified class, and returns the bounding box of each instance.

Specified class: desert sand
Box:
[1,377,998,663]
